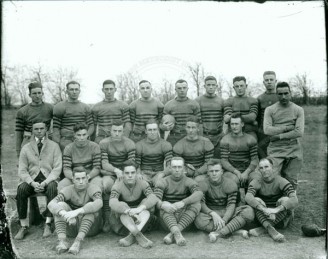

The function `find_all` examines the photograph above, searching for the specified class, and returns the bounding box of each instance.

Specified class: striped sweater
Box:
[197,176,238,222]
[220,133,258,173]
[224,96,258,133]
[195,94,224,134]
[129,98,164,134]
[99,136,135,173]
[53,100,93,138]
[135,138,172,172]
[163,97,202,136]
[92,99,130,137]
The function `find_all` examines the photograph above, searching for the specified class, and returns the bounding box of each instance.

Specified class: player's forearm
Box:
[221,159,237,174]
[142,193,158,210]
[83,199,103,214]
[16,131,24,157]
[182,190,203,205]
[52,128,61,143]
[245,193,261,209]
[102,161,115,173]
[123,122,132,137]
[109,198,130,214]
[278,122,304,140]
[87,125,95,138]
[88,168,100,179]
[241,113,257,123]
[63,168,73,180]
[222,204,236,223]
[200,202,213,214]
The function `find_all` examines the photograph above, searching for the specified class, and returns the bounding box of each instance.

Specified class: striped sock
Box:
[273,210,288,225]
[177,209,197,231]
[163,213,178,230]
[220,216,246,236]
[77,218,93,240]
[103,198,110,213]
[256,210,269,226]
[55,220,67,239]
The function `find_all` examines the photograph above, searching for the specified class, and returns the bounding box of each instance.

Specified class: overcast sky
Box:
[2,1,326,102]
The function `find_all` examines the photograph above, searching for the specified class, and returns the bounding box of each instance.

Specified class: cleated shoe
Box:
[163,233,174,245]
[119,233,136,247]
[135,232,153,249]
[56,239,69,254]
[68,238,82,255]
[173,231,186,246]
[14,226,29,240]
[43,223,52,238]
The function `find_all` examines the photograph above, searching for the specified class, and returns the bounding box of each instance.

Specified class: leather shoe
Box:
[14,226,29,240]
[43,223,52,238]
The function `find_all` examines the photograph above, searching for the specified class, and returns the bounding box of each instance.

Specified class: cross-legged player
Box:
[245,158,298,242]
[109,160,158,248]
[154,157,203,246]
[48,167,103,255]
[194,159,254,242]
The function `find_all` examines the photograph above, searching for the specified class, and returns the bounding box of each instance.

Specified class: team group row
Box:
[13,72,304,254]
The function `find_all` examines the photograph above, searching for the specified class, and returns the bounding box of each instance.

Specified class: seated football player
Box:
[99,119,136,232]
[135,119,172,187]
[48,167,103,255]
[245,158,298,242]
[173,116,214,180]
[194,159,254,242]
[58,122,102,191]
[154,157,203,246]
[109,160,157,249]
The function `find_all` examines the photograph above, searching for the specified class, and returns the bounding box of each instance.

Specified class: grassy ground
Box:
[1,105,327,259]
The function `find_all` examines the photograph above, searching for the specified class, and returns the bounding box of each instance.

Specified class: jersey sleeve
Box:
[140,180,158,209]
[135,141,142,167]
[53,102,65,130]
[153,178,167,201]
[15,108,26,132]
[84,104,94,128]
[82,184,103,213]
[92,143,101,169]
[109,181,130,213]
[182,178,203,205]
[245,179,262,208]
[162,140,173,163]
[121,101,131,123]
[220,136,237,173]
[223,98,233,117]
[246,135,259,172]
[129,101,137,124]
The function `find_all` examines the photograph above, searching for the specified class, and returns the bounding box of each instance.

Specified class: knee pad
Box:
[240,205,255,222]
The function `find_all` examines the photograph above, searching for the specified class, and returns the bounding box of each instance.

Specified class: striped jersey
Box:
[173,136,214,169]
[163,97,202,136]
[99,136,135,171]
[197,176,237,222]
[195,94,224,134]
[135,138,172,172]
[129,98,164,134]
[247,176,296,208]
[110,179,157,211]
[257,92,278,133]
[224,96,258,133]
[63,140,101,174]
[92,99,130,136]
[154,175,201,204]
[220,133,258,173]
[15,102,53,133]
[53,100,93,137]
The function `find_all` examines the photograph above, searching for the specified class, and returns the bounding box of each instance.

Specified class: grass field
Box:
[1,105,327,259]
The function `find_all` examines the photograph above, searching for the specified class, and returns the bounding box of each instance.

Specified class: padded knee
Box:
[239,205,255,222]
[102,176,114,194]
[223,172,239,186]
[194,174,207,183]
[187,202,201,216]
[194,213,215,232]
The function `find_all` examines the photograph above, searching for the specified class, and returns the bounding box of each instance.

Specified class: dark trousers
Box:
[16,173,57,219]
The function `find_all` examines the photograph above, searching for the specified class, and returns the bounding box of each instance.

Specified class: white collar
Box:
[35,136,45,143]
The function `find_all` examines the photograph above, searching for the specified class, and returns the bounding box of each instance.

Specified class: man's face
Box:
[259,159,274,182]
[139,82,152,99]
[175,82,188,98]
[75,129,88,146]
[29,88,43,104]
[111,125,124,141]
[186,121,199,140]
[171,159,185,180]
[263,74,277,91]
[73,171,89,190]
[123,166,137,185]
[277,86,291,106]
[230,117,244,135]
[66,83,81,100]
[32,122,47,139]
[204,80,218,95]
[102,84,116,100]
[233,80,247,97]
[207,164,223,182]
[146,123,159,141]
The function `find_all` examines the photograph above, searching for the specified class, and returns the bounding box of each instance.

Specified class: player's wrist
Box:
[124,208,131,215]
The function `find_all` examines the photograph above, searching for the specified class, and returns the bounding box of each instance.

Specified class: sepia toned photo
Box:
[1,1,327,258]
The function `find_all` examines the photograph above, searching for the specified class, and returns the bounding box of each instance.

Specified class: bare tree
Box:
[1,66,15,107]
[289,72,312,105]
[153,79,175,104]
[116,72,139,104]
[44,67,80,104]
[247,82,265,97]
[188,62,205,96]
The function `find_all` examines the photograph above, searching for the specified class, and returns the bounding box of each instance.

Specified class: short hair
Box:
[32,120,48,131]
[230,112,244,123]
[145,118,159,128]
[28,82,43,93]
[66,80,80,89]
[175,79,188,86]
[233,76,247,84]
[204,76,217,83]
[73,122,88,133]
[111,119,124,127]
[122,160,137,171]
[171,156,185,165]
[72,166,87,176]
[276,81,291,92]
[186,115,200,125]
[139,80,151,86]
[259,157,274,166]
[263,71,276,77]
[207,158,222,168]
[103,79,116,87]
